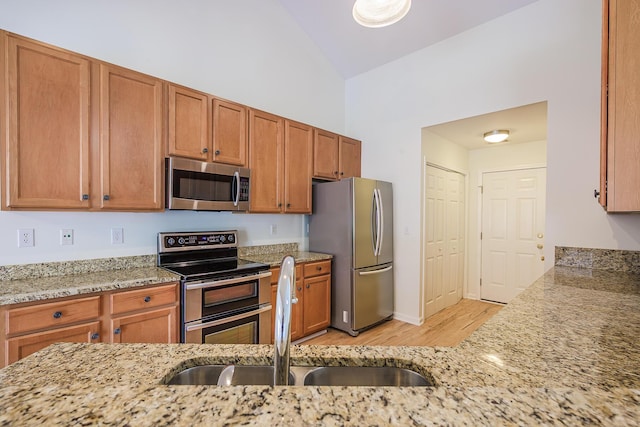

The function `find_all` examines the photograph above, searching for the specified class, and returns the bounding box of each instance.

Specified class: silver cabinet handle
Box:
[358,265,393,276]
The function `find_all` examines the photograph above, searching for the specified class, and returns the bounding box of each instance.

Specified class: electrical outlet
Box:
[60,229,73,245]
[111,227,124,244]
[270,224,277,235]
[17,229,34,247]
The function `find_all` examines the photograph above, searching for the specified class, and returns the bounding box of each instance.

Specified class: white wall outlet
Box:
[269,224,277,235]
[60,229,73,245]
[17,229,34,247]
[111,227,124,244]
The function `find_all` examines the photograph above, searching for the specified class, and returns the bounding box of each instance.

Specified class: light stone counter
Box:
[238,242,332,267]
[1,265,639,425]
[0,255,180,306]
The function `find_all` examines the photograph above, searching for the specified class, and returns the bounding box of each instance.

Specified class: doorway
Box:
[480,167,546,303]
[423,164,465,319]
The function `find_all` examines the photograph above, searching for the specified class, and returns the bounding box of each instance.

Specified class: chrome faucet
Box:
[273,255,297,386]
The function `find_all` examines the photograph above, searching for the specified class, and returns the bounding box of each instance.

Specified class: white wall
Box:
[0,0,345,265]
[346,0,640,322]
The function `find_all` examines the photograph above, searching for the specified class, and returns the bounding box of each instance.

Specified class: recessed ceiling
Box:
[426,101,548,150]
[277,0,540,78]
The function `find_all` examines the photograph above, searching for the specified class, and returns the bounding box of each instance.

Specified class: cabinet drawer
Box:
[6,296,100,336]
[6,321,101,365]
[110,283,177,315]
[270,264,303,284]
[303,260,331,278]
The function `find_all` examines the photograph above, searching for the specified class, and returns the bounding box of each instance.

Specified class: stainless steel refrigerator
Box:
[309,177,393,336]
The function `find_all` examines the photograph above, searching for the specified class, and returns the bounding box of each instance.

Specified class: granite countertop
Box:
[238,242,332,267]
[1,265,639,425]
[0,255,179,306]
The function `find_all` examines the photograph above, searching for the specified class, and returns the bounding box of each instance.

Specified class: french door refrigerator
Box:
[309,177,393,336]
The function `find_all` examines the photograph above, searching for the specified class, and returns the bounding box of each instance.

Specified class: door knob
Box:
[540,256,545,261]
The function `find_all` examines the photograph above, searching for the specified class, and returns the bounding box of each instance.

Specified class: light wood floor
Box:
[300,298,503,347]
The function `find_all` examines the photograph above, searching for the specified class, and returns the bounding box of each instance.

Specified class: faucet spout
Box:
[274,255,297,386]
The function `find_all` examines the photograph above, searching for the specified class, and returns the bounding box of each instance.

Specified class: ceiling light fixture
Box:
[353,0,412,28]
[483,129,510,143]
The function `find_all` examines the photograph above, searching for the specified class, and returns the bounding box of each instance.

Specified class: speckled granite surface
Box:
[0,254,178,306]
[1,265,639,425]
[239,242,333,267]
[556,246,640,274]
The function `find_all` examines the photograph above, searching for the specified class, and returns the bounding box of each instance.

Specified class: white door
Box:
[480,168,546,304]
[424,165,465,318]
[444,172,465,308]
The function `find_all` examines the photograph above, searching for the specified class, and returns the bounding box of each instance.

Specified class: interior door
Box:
[444,172,465,307]
[424,166,447,317]
[481,168,546,303]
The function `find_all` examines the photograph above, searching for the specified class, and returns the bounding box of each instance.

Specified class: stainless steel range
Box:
[157,231,272,344]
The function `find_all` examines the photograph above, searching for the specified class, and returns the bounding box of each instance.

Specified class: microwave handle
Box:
[233,171,240,207]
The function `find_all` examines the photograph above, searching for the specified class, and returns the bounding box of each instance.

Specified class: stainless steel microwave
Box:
[165,157,250,211]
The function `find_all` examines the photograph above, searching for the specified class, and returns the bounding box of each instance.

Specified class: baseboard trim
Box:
[392,312,422,326]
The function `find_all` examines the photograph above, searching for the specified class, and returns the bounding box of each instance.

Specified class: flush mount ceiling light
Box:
[352,0,412,28]
[483,129,510,144]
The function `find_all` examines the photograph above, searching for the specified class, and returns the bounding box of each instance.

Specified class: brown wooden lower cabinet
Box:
[110,306,177,344]
[0,282,179,367]
[270,260,331,343]
[6,321,101,365]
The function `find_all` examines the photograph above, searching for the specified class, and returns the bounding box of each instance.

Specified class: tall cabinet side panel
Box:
[309,179,354,332]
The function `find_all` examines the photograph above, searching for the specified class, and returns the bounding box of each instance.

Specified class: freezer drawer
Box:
[352,263,394,331]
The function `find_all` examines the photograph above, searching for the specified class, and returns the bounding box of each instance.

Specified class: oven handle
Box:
[184,271,272,290]
[184,305,272,332]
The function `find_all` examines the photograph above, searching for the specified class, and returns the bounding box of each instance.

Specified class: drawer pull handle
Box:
[144,296,151,303]
[53,311,63,319]
[91,333,100,340]
[114,328,121,335]
[306,284,310,289]
[316,266,322,271]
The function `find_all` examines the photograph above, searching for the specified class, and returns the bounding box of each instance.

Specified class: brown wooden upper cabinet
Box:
[167,85,248,167]
[97,64,164,210]
[167,84,209,161]
[248,110,312,213]
[599,0,640,212]
[313,129,361,181]
[1,31,164,211]
[1,32,91,209]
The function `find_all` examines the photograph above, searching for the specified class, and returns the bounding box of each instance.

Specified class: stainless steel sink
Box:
[301,366,433,387]
[166,364,433,387]
[167,365,293,386]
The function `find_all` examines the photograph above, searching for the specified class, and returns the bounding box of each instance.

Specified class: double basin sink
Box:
[167,364,434,387]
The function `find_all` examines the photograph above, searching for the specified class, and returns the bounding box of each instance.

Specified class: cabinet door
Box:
[167,84,209,160]
[6,321,101,365]
[212,98,248,166]
[98,64,163,210]
[2,33,90,209]
[284,121,313,213]
[339,136,362,180]
[110,306,177,344]
[603,0,640,211]
[291,278,304,341]
[302,275,331,336]
[313,129,339,180]
[249,109,283,212]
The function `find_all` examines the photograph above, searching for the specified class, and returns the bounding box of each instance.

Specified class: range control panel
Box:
[158,231,237,252]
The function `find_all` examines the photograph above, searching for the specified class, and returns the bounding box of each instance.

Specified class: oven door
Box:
[184,305,272,344]
[183,271,271,323]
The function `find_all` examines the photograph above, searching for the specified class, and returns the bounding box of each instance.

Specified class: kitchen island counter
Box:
[1,266,639,425]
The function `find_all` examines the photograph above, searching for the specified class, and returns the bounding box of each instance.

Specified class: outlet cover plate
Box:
[60,229,73,245]
[17,229,34,247]
[111,227,124,244]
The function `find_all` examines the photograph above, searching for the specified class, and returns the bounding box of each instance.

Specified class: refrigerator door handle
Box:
[358,265,393,276]
[376,188,384,257]
[372,188,382,256]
